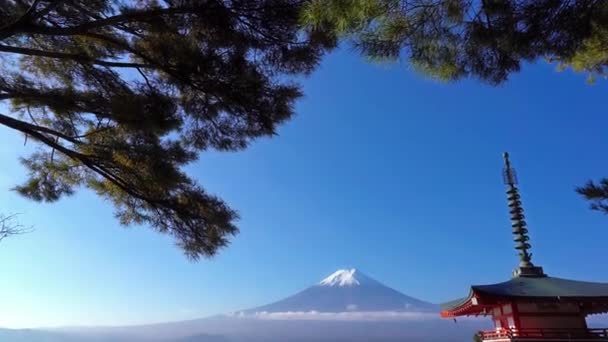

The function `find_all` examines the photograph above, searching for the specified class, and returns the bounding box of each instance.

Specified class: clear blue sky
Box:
[1,48,608,329]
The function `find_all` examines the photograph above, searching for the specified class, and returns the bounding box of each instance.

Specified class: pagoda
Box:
[441,153,608,341]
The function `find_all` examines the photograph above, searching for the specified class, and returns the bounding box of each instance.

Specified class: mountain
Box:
[243,268,438,313]
[10,268,487,341]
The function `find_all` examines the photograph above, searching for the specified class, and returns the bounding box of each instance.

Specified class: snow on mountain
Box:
[319,269,370,287]
[243,268,439,314]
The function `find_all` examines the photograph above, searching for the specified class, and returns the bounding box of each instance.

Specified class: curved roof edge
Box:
[440,276,608,317]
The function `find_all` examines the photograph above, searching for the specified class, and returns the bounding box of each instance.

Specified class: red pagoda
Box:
[441,153,608,341]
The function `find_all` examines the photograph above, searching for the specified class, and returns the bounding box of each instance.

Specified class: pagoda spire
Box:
[502,152,545,278]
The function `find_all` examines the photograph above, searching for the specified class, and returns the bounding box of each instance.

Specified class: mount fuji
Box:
[11,268,487,342]
[242,268,438,314]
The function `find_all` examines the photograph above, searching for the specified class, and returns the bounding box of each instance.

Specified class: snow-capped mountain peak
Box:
[319,268,363,287]
[244,267,439,314]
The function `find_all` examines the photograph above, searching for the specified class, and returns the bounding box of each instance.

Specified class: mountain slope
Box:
[245,269,438,313]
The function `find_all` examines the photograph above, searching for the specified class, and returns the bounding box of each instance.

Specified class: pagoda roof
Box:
[471,276,608,298]
[441,276,608,317]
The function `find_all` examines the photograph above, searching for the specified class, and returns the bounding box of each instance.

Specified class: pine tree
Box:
[0,0,335,259]
[301,0,608,84]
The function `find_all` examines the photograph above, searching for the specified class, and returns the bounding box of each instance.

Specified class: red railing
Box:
[480,328,608,340]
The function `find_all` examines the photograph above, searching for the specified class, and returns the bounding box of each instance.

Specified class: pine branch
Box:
[15,5,214,37]
[577,179,608,213]
[0,44,151,68]
[0,112,81,144]
[0,112,153,205]
[0,112,190,221]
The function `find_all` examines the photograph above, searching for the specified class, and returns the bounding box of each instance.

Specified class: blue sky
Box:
[1,48,608,329]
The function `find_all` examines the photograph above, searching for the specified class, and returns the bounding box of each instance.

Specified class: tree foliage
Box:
[577,180,608,216]
[558,24,608,83]
[0,0,334,259]
[301,0,608,84]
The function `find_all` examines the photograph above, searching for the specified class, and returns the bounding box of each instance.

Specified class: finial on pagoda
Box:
[502,152,545,278]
